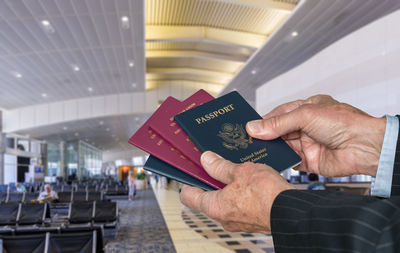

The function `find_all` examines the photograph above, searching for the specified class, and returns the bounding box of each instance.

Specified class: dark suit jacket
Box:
[271,117,400,253]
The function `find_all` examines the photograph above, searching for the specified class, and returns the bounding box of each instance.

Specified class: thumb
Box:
[246,108,308,140]
[201,151,238,184]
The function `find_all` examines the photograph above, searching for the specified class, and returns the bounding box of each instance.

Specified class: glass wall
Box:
[47,143,61,176]
[46,140,102,180]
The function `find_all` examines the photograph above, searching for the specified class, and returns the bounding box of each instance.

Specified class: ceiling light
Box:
[132,83,137,88]
[128,60,135,67]
[251,69,257,75]
[106,128,110,131]
[135,117,139,121]
[88,87,93,92]
[63,126,68,130]
[121,16,130,29]
[74,133,79,136]
[291,31,298,37]
[14,72,22,78]
[41,93,47,98]
[99,121,104,125]
[71,64,80,72]
[40,20,55,33]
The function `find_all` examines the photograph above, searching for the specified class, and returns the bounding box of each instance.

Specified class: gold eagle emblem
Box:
[217,123,253,150]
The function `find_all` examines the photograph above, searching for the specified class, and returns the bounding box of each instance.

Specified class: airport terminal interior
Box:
[0,0,400,252]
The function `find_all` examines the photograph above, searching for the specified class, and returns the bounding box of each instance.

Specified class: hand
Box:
[180,151,294,234]
[246,95,386,177]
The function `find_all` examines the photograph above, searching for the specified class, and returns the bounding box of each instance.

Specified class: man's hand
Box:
[180,151,294,234]
[246,95,386,177]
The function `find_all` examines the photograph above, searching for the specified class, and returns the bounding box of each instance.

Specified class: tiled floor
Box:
[152,180,275,253]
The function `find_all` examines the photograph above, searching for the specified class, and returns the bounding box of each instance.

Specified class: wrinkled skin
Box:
[180,95,386,233]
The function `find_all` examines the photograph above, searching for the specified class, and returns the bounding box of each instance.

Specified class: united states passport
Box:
[174,91,301,172]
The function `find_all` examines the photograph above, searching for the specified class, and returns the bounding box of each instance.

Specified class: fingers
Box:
[201,151,238,184]
[262,99,306,119]
[247,108,308,140]
[180,185,216,214]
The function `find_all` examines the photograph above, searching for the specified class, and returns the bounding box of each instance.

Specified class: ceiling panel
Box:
[0,0,145,109]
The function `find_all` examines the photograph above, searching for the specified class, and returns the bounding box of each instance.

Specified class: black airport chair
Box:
[6,192,24,203]
[60,226,104,253]
[73,191,88,202]
[0,203,19,226]
[94,201,118,228]
[17,203,47,226]
[0,192,7,203]
[68,202,94,224]
[1,233,47,253]
[62,184,73,192]
[58,191,72,203]
[47,231,97,253]
[23,192,39,203]
[87,192,103,202]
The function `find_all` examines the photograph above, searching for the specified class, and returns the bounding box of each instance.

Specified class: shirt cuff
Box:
[370,115,399,198]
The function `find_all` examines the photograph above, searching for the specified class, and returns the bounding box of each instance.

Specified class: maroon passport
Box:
[128,96,225,189]
[149,90,214,167]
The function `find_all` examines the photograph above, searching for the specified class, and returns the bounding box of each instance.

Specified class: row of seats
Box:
[0,192,39,204]
[0,203,49,227]
[57,191,104,203]
[1,230,100,253]
[67,201,118,228]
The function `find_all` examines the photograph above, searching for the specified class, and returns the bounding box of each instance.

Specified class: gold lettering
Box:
[194,104,235,125]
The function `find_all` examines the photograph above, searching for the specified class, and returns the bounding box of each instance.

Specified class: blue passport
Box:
[174,91,301,172]
[144,155,216,191]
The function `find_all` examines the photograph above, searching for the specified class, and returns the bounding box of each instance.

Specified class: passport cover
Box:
[174,91,302,173]
[144,155,216,191]
[128,97,225,189]
[149,89,214,168]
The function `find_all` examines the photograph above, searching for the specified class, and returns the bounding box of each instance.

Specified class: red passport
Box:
[128,96,225,189]
[149,90,214,167]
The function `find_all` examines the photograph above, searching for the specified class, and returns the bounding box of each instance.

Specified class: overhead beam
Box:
[228,0,295,12]
[146,50,248,63]
[146,26,267,48]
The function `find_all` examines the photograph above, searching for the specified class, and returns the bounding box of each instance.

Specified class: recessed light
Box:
[128,60,134,67]
[41,93,47,98]
[106,128,110,131]
[132,83,137,88]
[251,69,257,75]
[41,20,50,26]
[99,121,104,125]
[74,132,79,136]
[40,20,55,33]
[14,72,22,78]
[88,87,93,92]
[63,126,68,130]
[71,64,81,72]
[121,16,130,29]
[135,117,139,121]
[291,31,298,37]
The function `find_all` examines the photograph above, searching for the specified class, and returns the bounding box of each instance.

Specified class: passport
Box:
[174,91,302,172]
[144,155,216,191]
[149,89,214,168]
[128,97,225,189]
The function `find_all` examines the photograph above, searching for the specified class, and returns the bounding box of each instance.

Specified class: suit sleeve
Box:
[391,115,400,196]
[271,190,400,253]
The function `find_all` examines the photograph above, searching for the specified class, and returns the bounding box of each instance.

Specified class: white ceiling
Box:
[222,0,400,102]
[0,0,145,109]
[3,0,400,161]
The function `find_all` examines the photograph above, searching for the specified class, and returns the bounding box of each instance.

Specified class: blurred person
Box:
[128,171,136,201]
[15,183,26,192]
[35,184,59,203]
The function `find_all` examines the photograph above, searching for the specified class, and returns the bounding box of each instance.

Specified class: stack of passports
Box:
[129,90,301,191]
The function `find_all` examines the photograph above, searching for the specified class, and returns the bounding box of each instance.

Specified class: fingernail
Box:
[247,120,262,133]
[201,151,220,166]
